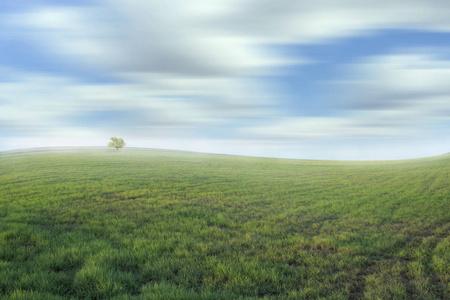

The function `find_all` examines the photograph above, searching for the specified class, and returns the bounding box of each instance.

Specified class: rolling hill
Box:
[0,148,448,299]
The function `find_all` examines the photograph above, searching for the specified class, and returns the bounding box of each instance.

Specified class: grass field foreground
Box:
[0,148,449,299]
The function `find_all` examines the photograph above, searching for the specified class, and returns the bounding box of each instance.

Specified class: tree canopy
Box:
[108,137,126,151]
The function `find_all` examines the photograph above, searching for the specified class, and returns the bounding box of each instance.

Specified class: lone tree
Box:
[108,137,126,151]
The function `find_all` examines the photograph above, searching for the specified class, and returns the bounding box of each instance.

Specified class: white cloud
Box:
[209,0,450,43]
[242,114,418,141]
[6,0,450,78]
[342,53,450,121]
[243,52,450,143]
[0,69,277,140]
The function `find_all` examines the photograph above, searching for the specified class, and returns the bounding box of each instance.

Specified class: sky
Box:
[1,0,449,160]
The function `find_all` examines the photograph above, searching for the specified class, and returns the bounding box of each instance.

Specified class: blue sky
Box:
[1,1,449,159]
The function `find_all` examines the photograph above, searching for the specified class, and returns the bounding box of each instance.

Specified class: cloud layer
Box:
[1,1,450,159]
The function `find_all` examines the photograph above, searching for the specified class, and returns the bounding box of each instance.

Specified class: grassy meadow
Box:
[0,147,448,299]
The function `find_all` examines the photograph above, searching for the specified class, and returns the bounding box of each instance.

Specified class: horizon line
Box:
[1,146,448,163]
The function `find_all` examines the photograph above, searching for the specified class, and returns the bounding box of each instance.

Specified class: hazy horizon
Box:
[1,1,449,160]
[2,146,449,162]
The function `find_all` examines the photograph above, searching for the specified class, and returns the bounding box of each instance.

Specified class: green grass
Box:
[0,147,448,299]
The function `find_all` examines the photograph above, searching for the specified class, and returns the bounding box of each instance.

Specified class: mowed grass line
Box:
[0,148,448,299]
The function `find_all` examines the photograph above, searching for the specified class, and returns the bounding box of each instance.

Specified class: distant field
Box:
[0,148,448,299]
